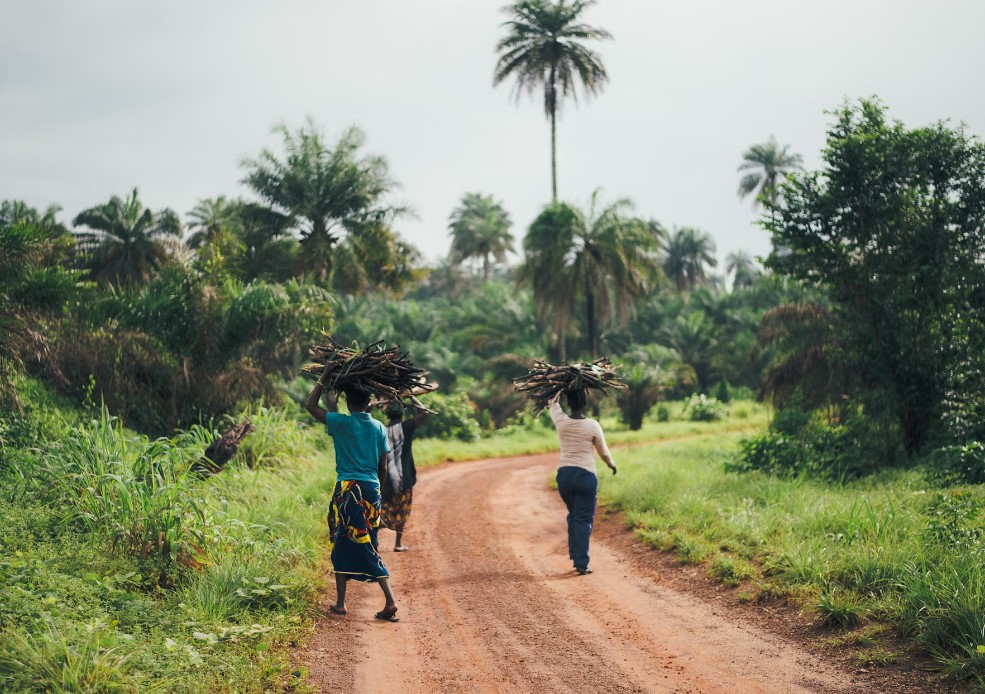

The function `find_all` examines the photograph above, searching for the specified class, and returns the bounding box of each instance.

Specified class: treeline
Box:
[0,115,793,444]
[5,98,984,485]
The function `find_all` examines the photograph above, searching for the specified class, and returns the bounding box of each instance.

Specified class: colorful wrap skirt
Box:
[382,488,413,533]
[328,480,389,582]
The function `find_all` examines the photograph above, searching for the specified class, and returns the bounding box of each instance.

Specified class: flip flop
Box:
[393,546,409,552]
[329,604,347,615]
[375,610,400,623]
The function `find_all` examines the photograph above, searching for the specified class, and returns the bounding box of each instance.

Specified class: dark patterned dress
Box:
[381,420,418,533]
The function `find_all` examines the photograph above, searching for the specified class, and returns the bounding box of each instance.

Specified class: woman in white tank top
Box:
[550,389,617,575]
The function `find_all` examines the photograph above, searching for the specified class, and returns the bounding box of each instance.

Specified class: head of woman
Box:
[565,388,588,414]
[385,401,404,423]
[343,386,371,412]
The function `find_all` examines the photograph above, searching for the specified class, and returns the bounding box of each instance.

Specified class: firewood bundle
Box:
[301,335,438,413]
[513,357,628,410]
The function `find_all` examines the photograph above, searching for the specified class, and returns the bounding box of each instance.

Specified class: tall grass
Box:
[604,429,985,681]
[36,407,206,582]
[1,396,332,692]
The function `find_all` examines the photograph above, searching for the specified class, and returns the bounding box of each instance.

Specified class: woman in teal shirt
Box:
[306,373,399,622]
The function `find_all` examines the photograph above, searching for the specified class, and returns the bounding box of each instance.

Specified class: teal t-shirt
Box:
[325,411,390,484]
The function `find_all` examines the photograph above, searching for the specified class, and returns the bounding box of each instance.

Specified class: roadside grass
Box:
[414,400,770,466]
[0,395,334,692]
[602,428,985,682]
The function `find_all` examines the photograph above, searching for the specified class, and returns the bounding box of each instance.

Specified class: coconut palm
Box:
[518,191,661,360]
[0,200,68,236]
[494,0,611,200]
[663,227,717,292]
[186,196,243,249]
[725,250,761,290]
[448,193,515,280]
[737,136,803,207]
[241,119,405,284]
[73,188,182,287]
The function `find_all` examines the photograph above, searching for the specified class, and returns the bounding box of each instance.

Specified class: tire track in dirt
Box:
[300,452,859,693]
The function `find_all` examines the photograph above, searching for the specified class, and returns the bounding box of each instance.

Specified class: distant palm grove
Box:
[4,88,985,473]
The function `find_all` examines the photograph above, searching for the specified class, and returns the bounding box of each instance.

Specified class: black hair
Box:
[342,386,371,410]
[566,388,587,412]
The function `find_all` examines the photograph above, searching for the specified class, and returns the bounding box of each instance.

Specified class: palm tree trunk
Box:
[551,108,558,202]
[483,254,490,281]
[585,276,598,359]
[549,65,558,202]
[585,274,600,416]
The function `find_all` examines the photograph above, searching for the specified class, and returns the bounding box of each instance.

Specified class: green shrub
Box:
[655,404,670,422]
[687,394,725,422]
[928,442,985,485]
[417,392,481,442]
[730,409,902,480]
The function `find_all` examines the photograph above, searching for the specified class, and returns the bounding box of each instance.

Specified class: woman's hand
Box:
[609,463,618,476]
[318,362,335,387]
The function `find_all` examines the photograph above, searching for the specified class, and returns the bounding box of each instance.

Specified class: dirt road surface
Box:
[300,453,864,693]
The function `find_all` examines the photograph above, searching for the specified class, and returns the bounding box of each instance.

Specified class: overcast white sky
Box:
[2,1,984,267]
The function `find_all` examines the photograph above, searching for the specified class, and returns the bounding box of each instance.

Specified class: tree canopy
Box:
[518,192,662,360]
[241,120,406,285]
[73,188,182,288]
[764,99,985,456]
[448,192,515,279]
[737,136,803,207]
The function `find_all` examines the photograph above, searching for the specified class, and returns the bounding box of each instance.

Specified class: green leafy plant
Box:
[687,394,725,422]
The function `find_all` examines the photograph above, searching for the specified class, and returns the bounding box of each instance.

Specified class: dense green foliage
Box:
[739,99,985,480]
[518,193,663,360]
[0,217,82,409]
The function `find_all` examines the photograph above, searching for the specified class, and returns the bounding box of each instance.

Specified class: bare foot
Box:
[329,604,347,615]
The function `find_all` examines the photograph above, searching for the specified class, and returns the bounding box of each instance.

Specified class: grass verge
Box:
[0,396,335,692]
[602,426,985,684]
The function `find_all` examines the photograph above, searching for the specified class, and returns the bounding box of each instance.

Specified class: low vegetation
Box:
[605,427,985,684]
[0,380,330,692]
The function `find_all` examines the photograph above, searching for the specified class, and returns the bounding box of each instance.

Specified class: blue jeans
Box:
[556,466,598,571]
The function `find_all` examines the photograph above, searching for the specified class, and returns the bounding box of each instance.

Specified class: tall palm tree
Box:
[241,119,405,283]
[448,193,515,280]
[663,227,717,292]
[73,188,182,287]
[737,136,803,207]
[494,0,611,200]
[725,250,761,290]
[519,191,661,360]
[186,196,243,249]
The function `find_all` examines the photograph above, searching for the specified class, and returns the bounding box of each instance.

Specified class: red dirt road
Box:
[300,453,861,693]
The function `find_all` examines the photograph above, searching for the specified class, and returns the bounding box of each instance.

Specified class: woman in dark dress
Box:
[381,402,428,552]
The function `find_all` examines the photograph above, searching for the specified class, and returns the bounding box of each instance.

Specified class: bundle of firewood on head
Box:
[513,357,628,411]
[301,335,438,414]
